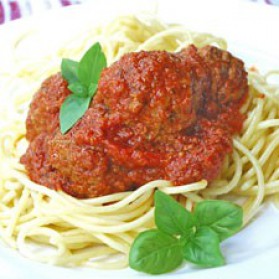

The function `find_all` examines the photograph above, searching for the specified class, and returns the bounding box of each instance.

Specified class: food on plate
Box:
[0,15,279,273]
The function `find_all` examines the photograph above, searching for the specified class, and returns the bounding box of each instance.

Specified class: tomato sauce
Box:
[21,45,248,198]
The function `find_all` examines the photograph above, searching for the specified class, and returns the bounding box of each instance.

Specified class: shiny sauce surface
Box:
[21,45,248,198]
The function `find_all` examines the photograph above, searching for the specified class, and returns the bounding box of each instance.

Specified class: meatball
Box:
[95,50,201,139]
[198,45,248,113]
[25,74,70,141]
[21,45,248,198]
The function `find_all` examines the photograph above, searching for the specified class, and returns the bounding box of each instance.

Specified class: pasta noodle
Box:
[0,14,279,269]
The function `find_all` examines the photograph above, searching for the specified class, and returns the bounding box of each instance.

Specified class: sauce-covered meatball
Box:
[21,45,248,198]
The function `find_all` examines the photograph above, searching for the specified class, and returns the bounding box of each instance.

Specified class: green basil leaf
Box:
[61,59,79,84]
[88,83,98,97]
[155,190,195,236]
[194,200,243,241]
[78,42,107,87]
[68,82,88,97]
[183,227,225,267]
[59,95,91,134]
[129,229,183,275]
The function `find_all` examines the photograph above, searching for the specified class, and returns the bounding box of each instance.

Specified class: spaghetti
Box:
[0,15,279,269]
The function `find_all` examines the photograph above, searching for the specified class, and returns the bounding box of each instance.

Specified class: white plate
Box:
[1,0,279,278]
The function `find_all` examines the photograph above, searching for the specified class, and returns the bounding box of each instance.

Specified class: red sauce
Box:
[21,45,248,198]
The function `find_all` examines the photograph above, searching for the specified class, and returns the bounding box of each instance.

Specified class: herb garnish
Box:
[129,190,243,275]
[59,42,107,134]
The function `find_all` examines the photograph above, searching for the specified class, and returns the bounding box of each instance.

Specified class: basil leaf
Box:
[68,82,88,97]
[183,227,225,267]
[78,42,107,87]
[61,59,79,84]
[129,229,183,274]
[59,95,91,134]
[59,42,107,134]
[194,200,243,241]
[155,190,195,236]
[88,83,98,97]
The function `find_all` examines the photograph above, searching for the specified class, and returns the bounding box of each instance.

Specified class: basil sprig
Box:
[59,42,107,134]
[129,190,243,275]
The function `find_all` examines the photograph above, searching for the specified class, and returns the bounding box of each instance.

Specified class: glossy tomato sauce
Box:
[21,45,248,198]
